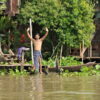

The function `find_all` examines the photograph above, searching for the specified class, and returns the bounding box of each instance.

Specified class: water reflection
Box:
[29,74,43,100]
[0,74,100,100]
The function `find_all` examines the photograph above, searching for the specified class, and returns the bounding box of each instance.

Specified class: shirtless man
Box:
[27,27,49,73]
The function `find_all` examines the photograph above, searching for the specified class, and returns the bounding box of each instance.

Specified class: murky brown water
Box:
[0,73,100,100]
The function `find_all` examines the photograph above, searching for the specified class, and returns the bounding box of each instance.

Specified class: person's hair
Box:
[35,33,40,36]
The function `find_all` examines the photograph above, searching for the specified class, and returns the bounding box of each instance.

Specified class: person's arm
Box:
[27,28,34,42]
[40,27,49,41]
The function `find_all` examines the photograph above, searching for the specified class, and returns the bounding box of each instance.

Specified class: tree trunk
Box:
[60,45,63,66]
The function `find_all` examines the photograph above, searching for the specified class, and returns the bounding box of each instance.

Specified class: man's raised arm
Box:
[27,28,34,42]
[40,27,49,41]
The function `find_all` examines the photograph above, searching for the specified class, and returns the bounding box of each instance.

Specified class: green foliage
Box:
[0,0,95,59]
[42,58,55,67]
[11,67,29,76]
[0,16,11,31]
[0,69,7,76]
[9,69,16,76]
[80,66,91,72]
[62,65,100,77]
[0,67,29,76]
[65,70,69,73]
[42,56,82,67]
[0,0,7,14]
[42,60,48,66]
[18,0,95,49]
[95,64,100,70]
[60,56,82,66]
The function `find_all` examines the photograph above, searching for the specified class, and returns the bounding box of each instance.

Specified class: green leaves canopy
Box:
[19,0,95,48]
[0,0,7,14]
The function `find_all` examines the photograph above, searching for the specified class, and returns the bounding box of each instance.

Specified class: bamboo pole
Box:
[29,19,34,65]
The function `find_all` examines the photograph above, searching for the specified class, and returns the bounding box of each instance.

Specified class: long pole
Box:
[29,19,34,65]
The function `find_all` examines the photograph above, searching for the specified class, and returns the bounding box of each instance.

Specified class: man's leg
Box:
[38,57,42,73]
[34,55,39,71]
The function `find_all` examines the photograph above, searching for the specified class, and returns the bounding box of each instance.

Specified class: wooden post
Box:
[89,46,91,58]
[29,19,34,66]
[82,40,84,63]
[22,52,24,64]
[80,43,82,57]
[0,41,2,52]
[21,51,24,71]
[90,44,92,58]
[88,48,89,57]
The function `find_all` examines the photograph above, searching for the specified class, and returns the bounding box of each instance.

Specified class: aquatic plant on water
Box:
[60,56,82,66]
[42,56,82,67]
[61,65,100,77]
[42,58,55,67]
[0,67,29,76]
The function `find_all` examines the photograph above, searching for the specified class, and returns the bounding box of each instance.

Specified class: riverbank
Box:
[0,62,99,76]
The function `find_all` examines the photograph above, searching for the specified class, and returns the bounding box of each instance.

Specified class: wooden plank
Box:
[90,45,92,57]
[0,62,98,72]
[74,56,100,59]
[0,64,32,67]
[86,57,100,59]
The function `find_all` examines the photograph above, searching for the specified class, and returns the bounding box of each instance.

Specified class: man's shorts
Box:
[33,50,42,70]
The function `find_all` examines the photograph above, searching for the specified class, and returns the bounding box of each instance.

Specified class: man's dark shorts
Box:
[33,50,42,70]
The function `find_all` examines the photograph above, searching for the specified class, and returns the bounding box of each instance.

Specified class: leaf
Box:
[95,65,100,70]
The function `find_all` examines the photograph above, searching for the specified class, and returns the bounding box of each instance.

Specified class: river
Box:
[0,73,100,100]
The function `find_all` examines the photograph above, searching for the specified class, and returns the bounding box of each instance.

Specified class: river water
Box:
[0,73,100,100]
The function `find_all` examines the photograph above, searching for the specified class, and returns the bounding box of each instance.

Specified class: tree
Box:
[0,0,95,58]
[17,0,95,58]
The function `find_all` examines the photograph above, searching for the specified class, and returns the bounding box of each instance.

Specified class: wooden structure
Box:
[70,4,100,59]
[0,62,97,73]
[5,0,21,16]
[48,62,96,72]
